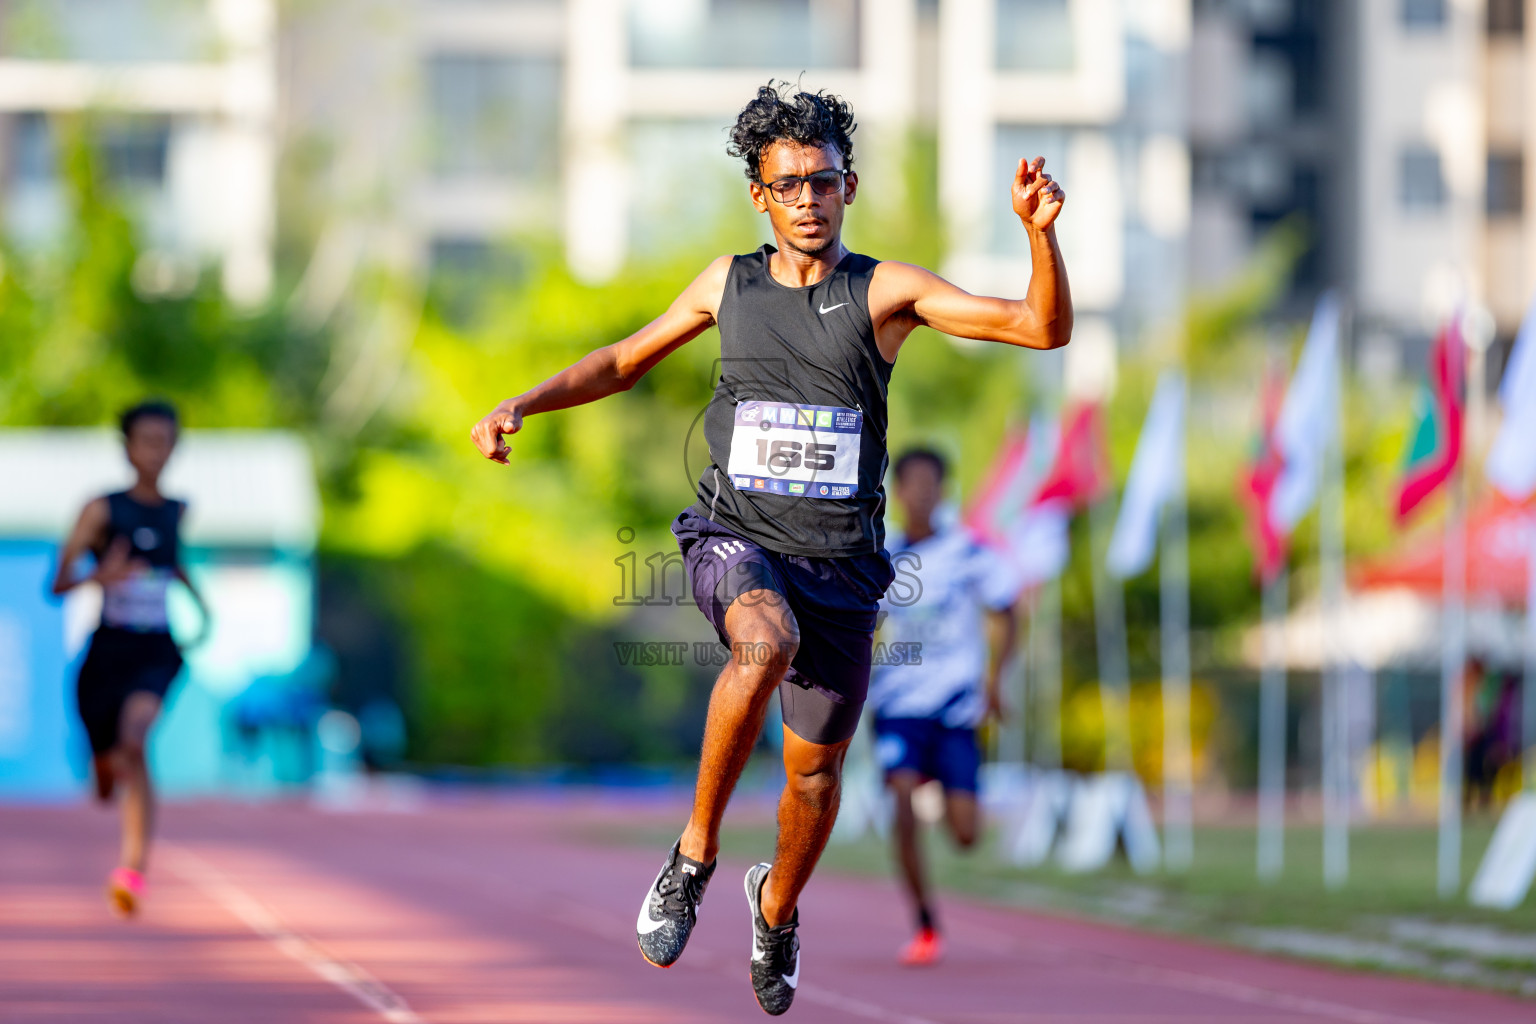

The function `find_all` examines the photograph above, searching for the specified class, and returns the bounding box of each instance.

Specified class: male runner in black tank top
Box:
[51,401,209,917]
[472,83,1071,1014]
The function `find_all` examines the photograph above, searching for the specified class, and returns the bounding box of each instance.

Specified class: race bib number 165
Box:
[727,400,861,499]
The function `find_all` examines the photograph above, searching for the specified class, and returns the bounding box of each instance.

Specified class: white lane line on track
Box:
[555,899,943,1024]
[960,919,1445,1024]
[167,845,426,1024]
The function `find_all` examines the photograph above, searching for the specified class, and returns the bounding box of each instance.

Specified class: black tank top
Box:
[94,491,185,632]
[691,245,894,557]
[96,491,184,568]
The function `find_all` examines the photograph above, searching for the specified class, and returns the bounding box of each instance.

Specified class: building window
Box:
[12,112,54,184]
[627,119,746,258]
[1399,146,1445,210]
[429,237,524,327]
[101,118,170,185]
[629,0,860,70]
[9,112,167,187]
[1401,0,1446,29]
[1487,152,1524,217]
[996,0,1074,71]
[1487,0,1525,36]
[426,54,560,180]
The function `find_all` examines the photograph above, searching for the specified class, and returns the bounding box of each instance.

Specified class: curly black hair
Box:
[726,81,857,182]
[120,399,179,438]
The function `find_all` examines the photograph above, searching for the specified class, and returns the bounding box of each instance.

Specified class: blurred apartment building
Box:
[0,0,277,304]
[0,0,1190,371]
[278,0,1192,384]
[1191,0,1535,372]
[3,0,1533,375]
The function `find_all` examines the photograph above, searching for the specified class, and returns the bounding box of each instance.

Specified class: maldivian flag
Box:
[963,406,1105,587]
[964,425,1037,546]
[1007,401,1109,585]
[964,415,1069,586]
[1396,319,1465,521]
[1032,401,1111,509]
[1240,362,1288,582]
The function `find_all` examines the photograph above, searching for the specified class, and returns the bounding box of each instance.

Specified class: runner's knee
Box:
[784,738,844,814]
[947,795,980,848]
[787,762,841,813]
[725,594,800,679]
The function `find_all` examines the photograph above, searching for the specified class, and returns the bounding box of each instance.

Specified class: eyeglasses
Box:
[758,168,848,203]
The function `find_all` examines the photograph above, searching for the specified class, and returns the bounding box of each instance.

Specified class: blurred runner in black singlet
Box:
[52,400,209,917]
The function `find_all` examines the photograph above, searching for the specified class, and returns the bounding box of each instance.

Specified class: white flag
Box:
[1273,292,1342,532]
[1107,372,1186,579]
[1004,505,1072,587]
[1487,293,1536,501]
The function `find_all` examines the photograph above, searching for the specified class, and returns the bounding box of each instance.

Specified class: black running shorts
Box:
[672,508,894,745]
[76,626,182,755]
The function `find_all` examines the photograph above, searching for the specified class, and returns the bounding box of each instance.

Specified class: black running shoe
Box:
[745,862,799,1016]
[636,840,715,968]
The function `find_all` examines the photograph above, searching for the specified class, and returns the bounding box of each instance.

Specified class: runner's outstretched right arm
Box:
[471,256,731,464]
[50,499,112,597]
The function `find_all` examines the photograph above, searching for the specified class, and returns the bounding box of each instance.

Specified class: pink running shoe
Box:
[106,867,145,918]
[898,926,943,967]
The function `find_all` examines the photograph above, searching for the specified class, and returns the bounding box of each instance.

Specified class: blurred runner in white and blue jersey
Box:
[869,447,1022,966]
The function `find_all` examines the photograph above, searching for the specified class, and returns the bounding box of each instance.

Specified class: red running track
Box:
[2,793,1531,1023]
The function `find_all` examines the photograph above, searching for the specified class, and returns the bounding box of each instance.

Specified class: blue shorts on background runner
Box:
[873,712,981,793]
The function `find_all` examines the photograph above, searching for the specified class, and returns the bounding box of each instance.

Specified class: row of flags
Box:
[965,290,1536,592]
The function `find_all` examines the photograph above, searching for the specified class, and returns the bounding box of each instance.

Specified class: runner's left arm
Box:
[471,256,731,464]
[982,605,1020,722]
[870,156,1070,359]
[172,565,212,642]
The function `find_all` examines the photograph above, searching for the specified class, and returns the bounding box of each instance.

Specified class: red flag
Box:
[964,429,1032,546]
[1033,401,1111,510]
[1395,319,1465,521]
[1241,364,1288,582]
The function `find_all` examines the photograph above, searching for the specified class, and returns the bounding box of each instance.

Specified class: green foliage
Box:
[5,121,1426,769]
[0,116,330,432]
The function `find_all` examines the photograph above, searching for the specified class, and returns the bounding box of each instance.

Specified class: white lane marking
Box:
[795,983,938,1024]
[1117,961,1444,1024]
[167,846,426,1024]
[961,919,1447,1024]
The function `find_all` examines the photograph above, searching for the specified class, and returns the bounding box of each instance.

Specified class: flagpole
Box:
[1320,308,1349,890]
[1160,399,1193,871]
[1032,578,1064,771]
[1090,495,1134,774]
[1524,515,1536,790]
[1258,566,1288,881]
[1438,465,1467,897]
[1483,293,1536,789]
[998,628,1027,764]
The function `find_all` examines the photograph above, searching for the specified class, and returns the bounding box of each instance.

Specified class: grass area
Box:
[597,813,1536,996]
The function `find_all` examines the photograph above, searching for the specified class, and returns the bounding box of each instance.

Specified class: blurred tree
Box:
[2,121,1419,770]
